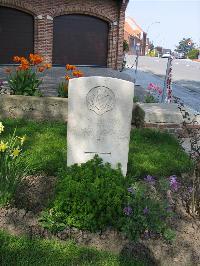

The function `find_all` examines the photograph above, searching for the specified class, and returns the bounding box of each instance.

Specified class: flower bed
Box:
[1,119,199,265]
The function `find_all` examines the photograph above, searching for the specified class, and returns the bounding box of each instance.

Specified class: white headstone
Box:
[67,76,134,175]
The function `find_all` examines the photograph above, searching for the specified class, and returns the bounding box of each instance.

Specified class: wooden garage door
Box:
[53,15,109,66]
[0,7,34,64]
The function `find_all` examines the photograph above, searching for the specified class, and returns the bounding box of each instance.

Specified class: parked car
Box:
[161,53,172,58]
[173,52,185,59]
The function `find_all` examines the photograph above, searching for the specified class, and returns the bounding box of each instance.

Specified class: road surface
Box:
[125,55,200,113]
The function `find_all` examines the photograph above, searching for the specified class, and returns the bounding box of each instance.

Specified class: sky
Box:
[126,0,200,50]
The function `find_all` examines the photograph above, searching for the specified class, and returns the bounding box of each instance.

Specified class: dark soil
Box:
[14,174,57,213]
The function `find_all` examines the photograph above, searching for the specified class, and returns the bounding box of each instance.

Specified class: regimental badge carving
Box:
[86,86,115,115]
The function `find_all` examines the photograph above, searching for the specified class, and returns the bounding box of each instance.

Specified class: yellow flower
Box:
[18,135,27,146]
[0,141,8,152]
[0,122,4,134]
[11,147,21,158]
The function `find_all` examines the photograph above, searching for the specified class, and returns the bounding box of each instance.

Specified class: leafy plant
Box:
[133,96,140,103]
[40,156,127,232]
[122,177,175,242]
[0,122,27,205]
[57,64,84,98]
[144,94,157,103]
[6,54,51,96]
[187,49,199,59]
[146,83,163,102]
[57,82,68,98]
[8,69,42,96]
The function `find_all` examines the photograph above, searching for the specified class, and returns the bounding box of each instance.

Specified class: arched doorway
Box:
[0,6,34,64]
[53,14,109,66]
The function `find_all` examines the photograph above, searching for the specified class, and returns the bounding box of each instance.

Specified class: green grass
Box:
[0,230,144,266]
[1,119,193,177]
[128,128,193,178]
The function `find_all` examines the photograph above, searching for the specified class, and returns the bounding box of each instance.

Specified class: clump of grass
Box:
[0,230,144,266]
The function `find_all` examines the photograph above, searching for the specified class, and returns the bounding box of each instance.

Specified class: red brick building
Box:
[0,0,129,69]
[124,17,147,56]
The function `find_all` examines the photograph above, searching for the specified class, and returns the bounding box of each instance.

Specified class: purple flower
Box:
[188,186,193,193]
[169,175,181,192]
[123,206,133,216]
[127,187,135,195]
[144,175,156,185]
[143,207,149,215]
[0,80,3,86]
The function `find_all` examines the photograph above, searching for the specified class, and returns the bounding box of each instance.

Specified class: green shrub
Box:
[187,49,199,59]
[132,104,145,128]
[57,81,68,98]
[133,96,140,103]
[40,156,127,232]
[144,94,157,103]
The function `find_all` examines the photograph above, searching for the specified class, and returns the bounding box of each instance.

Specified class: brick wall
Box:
[0,0,129,69]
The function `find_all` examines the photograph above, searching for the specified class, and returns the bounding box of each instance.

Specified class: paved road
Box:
[125,55,200,113]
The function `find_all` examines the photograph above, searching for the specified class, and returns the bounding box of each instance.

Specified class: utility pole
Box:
[134,43,140,84]
[162,56,173,103]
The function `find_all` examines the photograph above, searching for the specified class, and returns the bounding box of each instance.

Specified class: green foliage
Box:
[132,104,145,128]
[40,156,127,232]
[8,69,42,96]
[187,49,199,59]
[40,156,176,242]
[0,230,144,266]
[175,37,195,55]
[144,94,157,103]
[57,81,68,98]
[123,40,129,52]
[122,181,175,242]
[2,119,66,176]
[0,122,27,205]
[133,96,140,103]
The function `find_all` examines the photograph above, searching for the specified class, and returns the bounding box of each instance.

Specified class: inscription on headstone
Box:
[67,77,134,175]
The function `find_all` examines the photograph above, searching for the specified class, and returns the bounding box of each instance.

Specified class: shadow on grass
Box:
[0,230,147,266]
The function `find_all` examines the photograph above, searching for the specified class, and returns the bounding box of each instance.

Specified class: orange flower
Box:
[72,70,84,77]
[13,56,21,62]
[66,64,76,71]
[66,64,70,70]
[44,63,52,69]
[38,66,45,72]
[65,75,71,81]
[29,53,43,65]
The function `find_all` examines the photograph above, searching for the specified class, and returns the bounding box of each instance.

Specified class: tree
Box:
[175,38,195,55]
[149,42,154,51]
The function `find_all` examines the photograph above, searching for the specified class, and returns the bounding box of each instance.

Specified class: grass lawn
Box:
[1,119,193,177]
[0,230,144,266]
